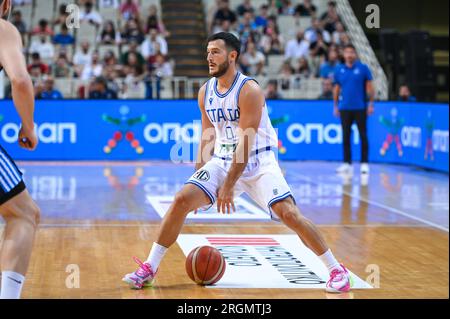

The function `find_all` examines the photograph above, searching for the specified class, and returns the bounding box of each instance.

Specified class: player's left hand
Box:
[18,125,38,151]
[217,185,236,214]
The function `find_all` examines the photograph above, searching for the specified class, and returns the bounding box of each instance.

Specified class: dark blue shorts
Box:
[0,145,26,205]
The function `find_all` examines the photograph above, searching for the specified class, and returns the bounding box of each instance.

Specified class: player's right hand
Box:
[333,106,340,118]
[18,126,38,151]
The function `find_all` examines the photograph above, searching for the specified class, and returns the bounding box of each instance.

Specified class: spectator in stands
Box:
[284,30,309,61]
[74,41,93,77]
[240,42,265,76]
[53,24,75,46]
[318,78,333,100]
[31,19,54,36]
[122,52,146,77]
[120,41,145,67]
[121,18,145,45]
[145,4,168,37]
[294,0,317,17]
[29,65,43,82]
[212,0,237,33]
[122,64,145,98]
[305,18,331,44]
[27,52,50,75]
[320,1,340,34]
[99,0,119,9]
[265,79,282,99]
[52,3,69,27]
[37,76,63,99]
[254,5,269,29]
[267,0,279,17]
[99,20,121,44]
[338,32,351,47]
[152,54,173,78]
[259,29,284,55]
[79,0,96,6]
[79,1,103,27]
[309,32,329,76]
[237,11,259,47]
[278,0,295,15]
[146,42,164,66]
[236,0,254,16]
[53,53,72,78]
[320,48,339,80]
[145,54,172,100]
[81,51,103,81]
[207,0,221,33]
[29,34,55,61]
[398,85,417,102]
[279,62,295,90]
[214,19,240,39]
[264,16,280,37]
[102,50,122,77]
[332,22,346,45]
[104,69,121,96]
[141,28,168,60]
[89,76,118,99]
[295,57,312,78]
[11,10,26,34]
[119,0,139,21]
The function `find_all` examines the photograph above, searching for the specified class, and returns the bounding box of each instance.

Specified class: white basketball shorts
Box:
[185,149,295,221]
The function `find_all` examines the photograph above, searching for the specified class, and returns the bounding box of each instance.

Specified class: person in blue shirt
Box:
[397,85,417,102]
[333,44,375,176]
[37,76,63,99]
[320,49,339,81]
[52,24,75,46]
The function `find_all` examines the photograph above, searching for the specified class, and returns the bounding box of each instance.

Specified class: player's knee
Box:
[272,201,299,225]
[20,202,40,228]
[30,202,41,227]
[173,191,192,214]
[4,200,40,228]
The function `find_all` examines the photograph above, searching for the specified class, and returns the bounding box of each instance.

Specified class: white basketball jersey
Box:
[204,72,278,159]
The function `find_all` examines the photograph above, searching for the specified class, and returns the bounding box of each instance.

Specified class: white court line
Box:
[288,172,449,233]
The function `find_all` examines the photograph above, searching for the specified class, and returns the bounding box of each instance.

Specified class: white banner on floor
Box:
[177,234,373,289]
[147,196,271,220]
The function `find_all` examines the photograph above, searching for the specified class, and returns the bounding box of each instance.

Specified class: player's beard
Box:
[210,59,229,78]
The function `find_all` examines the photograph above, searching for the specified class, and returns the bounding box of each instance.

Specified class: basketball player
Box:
[0,0,41,299]
[123,32,351,293]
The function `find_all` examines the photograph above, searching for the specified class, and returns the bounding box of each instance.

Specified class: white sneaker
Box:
[360,163,370,175]
[336,163,353,176]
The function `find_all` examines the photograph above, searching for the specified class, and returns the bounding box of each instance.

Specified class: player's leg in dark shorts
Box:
[0,145,26,206]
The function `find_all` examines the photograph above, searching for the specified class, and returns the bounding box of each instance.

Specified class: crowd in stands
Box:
[4,0,382,101]
[208,0,352,100]
[6,0,172,99]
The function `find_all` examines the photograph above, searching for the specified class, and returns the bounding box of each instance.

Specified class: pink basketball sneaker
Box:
[122,257,157,289]
[326,264,352,293]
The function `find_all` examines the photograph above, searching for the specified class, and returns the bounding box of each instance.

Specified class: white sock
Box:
[318,250,342,273]
[0,271,25,299]
[146,242,168,272]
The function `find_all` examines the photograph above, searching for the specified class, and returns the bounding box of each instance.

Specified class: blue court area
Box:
[17,160,449,231]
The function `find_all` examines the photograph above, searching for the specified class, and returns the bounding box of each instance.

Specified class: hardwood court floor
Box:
[2,161,449,299]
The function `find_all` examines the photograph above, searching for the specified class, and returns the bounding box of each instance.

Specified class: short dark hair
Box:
[343,44,356,51]
[207,32,241,59]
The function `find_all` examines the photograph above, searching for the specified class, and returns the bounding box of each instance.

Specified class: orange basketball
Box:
[185,246,226,286]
